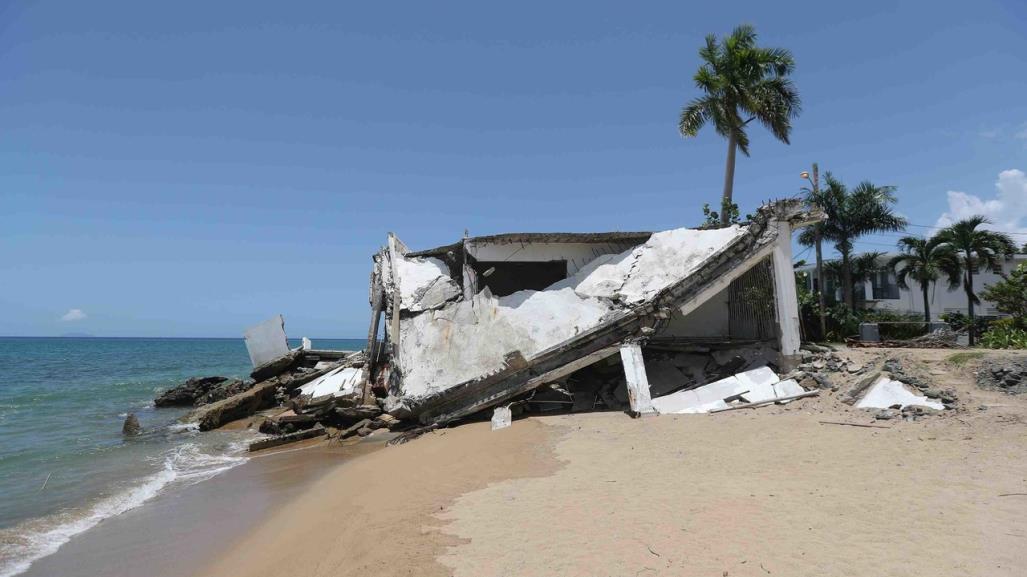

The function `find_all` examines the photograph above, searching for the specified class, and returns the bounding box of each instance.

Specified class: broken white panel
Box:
[550,226,746,304]
[652,367,790,414]
[394,255,461,312]
[735,366,781,404]
[243,315,290,368]
[298,367,363,398]
[301,337,312,350]
[651,374,745,414]
[491,406,512,431]
[772,379,805,399]
[855,377,944,411]
[620,343,656,415]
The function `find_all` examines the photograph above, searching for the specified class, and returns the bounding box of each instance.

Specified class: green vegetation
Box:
[888,236,960,324]
[679,25,800,225]
[946,351,984,365]
[936,216,1016,345]
[979,318,1027,349]
[799,173,906,312]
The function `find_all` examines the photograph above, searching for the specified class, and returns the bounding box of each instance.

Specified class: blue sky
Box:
[2,0,1025,337]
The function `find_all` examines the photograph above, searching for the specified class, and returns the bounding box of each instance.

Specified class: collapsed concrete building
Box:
[357,199,824,426]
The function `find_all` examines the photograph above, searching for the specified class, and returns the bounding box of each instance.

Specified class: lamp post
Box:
[801,164,827,340]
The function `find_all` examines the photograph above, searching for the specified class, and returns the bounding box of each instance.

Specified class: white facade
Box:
[799,254,1027,320]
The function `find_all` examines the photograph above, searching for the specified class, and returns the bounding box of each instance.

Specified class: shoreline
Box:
[15,435,390,577]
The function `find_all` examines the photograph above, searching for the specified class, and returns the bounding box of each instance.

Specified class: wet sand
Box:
[20,437,388,577]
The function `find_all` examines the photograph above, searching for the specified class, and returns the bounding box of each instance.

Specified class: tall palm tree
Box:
[887,236,960,324]
[937,216,1016,345]
[803,174,907,312]
[679,24,801,225]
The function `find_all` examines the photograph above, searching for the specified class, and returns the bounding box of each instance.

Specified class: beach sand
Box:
[191,349,1027,577]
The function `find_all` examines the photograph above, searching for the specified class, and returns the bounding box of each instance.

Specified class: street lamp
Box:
[801,164,826,341]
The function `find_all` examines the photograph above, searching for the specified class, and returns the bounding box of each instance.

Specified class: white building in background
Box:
[797,253,1027,320]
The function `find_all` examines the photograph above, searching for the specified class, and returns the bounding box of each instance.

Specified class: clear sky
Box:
[2,0,1025,338]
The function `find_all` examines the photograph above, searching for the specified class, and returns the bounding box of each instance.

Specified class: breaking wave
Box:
[0,441,248,577]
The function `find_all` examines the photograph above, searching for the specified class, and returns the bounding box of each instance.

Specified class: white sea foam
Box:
[0,440,248,577]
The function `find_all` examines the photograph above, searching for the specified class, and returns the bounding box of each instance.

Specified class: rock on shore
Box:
[155,376,253,407]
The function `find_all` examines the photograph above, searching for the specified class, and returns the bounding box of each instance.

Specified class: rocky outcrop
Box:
[155,376,252,407]
[187,379,281,431]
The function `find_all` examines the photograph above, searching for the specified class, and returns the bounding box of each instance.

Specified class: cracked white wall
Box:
[467,240,642,276]
[391,225,749,404]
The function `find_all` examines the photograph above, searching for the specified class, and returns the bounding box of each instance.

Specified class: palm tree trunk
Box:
[720,133,737,225]
[922,282,931,325]
[815,229,826,340]
[842,249,854,313]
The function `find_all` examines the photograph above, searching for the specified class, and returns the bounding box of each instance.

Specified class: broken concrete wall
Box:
[243,315,290,368]
[392,254,461,312]
[388,225,748,411]
[466,239,643,276]
[377,200,822,424]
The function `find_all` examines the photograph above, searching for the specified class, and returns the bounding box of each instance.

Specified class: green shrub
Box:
[980,317,1027,349]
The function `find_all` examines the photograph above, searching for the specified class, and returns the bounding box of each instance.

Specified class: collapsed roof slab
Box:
[385,200,822,425]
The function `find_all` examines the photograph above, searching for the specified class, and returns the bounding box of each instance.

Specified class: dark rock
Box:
[875,409,899,420]
[122,413,142,436]
[154,376,252,408]
[249,423,325,452]
[338,418,372,439]
[334,405,382,426]
[356,426,374,437]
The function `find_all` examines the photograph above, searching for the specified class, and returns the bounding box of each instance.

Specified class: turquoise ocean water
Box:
[0,336,363,577]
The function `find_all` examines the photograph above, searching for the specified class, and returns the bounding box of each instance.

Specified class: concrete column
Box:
[619,342,656,416]
[771,220,801,371]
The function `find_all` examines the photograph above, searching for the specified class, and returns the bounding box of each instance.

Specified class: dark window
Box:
[474,261,568,297]
[872,271,900,300]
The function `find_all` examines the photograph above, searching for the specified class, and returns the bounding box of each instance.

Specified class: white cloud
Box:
[934,169,1027,235]
[1016,123,1027,140]
[60,308,87,322]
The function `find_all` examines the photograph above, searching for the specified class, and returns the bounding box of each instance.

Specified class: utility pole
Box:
[802,164,827,340]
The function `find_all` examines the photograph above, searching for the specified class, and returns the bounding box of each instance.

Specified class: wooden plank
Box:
[709,389,819,413]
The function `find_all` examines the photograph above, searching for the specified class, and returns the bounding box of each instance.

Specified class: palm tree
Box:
[679,24,801,225]
[802,174,907,312]
[850,251,886,307]
[937,216,1016,345]
[887,236,960,324]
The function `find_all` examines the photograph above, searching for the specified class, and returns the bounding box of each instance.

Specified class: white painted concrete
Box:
[772,220,801,362]
[243,315,290,368]
[298,366,363,398]
[393,255,461,312]
[491,406,512,431]
[552,226,746,304]
[392,225,751,404]
[467,240,641,276]
[855,377,945,410]
[652,367,799,414]
[620,343,656,415]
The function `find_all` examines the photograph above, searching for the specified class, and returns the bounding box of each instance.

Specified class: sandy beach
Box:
[189,350,1027,577]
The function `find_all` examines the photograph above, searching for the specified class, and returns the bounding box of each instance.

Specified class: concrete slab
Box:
[855,377,944,411]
